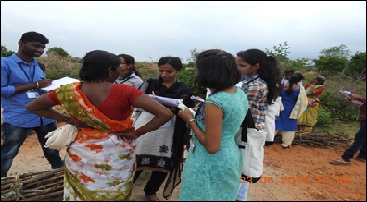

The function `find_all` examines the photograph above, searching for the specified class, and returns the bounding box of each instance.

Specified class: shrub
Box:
[38,53,81,79]
[178,69,206,98]
[319,91,359,121]
[316,107,332,125]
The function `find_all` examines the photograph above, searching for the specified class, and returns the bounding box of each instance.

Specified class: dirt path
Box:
[6,133,366,201]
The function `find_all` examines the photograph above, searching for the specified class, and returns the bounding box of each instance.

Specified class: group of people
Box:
[273,70,327,149]
[276,72,308,148]
[275,70,366,168]
[1,31,365,201]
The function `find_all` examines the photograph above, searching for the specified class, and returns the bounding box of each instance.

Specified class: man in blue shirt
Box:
[1,31,64,177]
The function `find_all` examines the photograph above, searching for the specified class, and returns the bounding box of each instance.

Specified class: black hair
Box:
[285,72,304,95]
[195,49,241,90]
[315,76,326,85]
[118,53,142,77]
[236,49,282,103]
[19,31,49,44]
[79,50,120,82]
[284,69,294,74]
[158,57,183,71]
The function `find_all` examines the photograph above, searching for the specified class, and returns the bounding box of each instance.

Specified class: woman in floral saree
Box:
[297,76,326,132]
[26,50,173,201]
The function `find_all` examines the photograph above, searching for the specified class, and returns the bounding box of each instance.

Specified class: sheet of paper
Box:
[41,76,80,91]
[148,94,183,107]
[190,95,205,103]
[339,90,351,96]
[339,90,363,105]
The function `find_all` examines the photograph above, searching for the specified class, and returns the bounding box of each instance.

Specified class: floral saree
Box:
[297,85,324,131]
[56,82,136,201]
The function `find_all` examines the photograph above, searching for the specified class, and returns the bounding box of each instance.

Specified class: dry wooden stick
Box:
[19,190,63,201]
[22,185,63,198]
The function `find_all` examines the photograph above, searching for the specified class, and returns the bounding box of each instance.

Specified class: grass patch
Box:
[314,121,359,139]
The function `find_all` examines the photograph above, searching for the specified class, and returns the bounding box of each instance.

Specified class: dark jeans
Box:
[1,122,63,177]
[134,170,168,195]
[342,120,366,162]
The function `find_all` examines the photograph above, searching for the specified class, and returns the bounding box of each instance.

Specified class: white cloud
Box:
[1,1,365,62]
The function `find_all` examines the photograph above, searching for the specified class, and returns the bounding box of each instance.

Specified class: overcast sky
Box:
[1,1,366,62]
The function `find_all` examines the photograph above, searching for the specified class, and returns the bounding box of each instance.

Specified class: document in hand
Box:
[190,95,205,103]
[41,76,80,91]
[339,90,363,105]
[178,103,196,117]
[148,94,183,107]
[339,90,352,97]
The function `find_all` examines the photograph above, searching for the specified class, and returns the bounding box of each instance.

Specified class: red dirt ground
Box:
[6,133,366,201]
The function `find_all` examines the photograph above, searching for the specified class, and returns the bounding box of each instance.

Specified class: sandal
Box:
[329,158,351,166]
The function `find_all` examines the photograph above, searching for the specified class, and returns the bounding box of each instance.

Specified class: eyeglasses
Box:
[120,62,127,64]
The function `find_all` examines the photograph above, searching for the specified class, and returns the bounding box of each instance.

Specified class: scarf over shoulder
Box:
[56,82,135,133]
[289,85,308,119]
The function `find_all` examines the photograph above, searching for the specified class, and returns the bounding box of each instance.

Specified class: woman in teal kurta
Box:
[177,49,249,201]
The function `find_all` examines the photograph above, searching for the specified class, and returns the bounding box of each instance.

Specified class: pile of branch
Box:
[274,131,353,149]
[1,168,64,201]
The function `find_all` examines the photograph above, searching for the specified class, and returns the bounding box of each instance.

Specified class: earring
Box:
[108,67,112,77]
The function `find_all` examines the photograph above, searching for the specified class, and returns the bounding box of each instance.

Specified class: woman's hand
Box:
[178,108,194,122]
[115,130,140,143]
[349,94,361,100]
[169,107,179,115]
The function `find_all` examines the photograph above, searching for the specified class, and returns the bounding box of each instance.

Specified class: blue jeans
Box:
[237,181,250,201]
[1,122,63,177]
[342,120,366,162]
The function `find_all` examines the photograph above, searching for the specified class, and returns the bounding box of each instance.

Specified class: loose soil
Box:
[6,133,366,201]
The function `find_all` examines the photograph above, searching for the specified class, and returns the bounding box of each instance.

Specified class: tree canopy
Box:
[1,45,13,57]
[46,47,70,58]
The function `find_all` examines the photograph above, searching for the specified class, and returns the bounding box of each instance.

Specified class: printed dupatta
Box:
[56,82,135,132]
[305,85,323,96]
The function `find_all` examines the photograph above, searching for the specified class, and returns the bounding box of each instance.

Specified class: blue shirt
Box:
[1,53,55,127]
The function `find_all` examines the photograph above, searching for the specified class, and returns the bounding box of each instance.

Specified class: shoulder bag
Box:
[235,108,267,183]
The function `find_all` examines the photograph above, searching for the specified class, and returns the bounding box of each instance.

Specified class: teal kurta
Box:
[179,89,248,201]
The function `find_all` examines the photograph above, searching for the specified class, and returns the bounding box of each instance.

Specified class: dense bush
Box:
[1,45,13,57]
[137,63,158,80]
[177,69,207,98]
[38,53,81,80]
[319,91,359,122]
[34,53,366,124]
[315,107,333,125]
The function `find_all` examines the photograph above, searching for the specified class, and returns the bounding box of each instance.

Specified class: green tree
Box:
[265,41,290,63]
[265,41,290,69]
[184,48,198,68]
[313,44,351,75]
[347,51,366,81]
[318,44,351,58]
[1,45,14,57]
[287,57,314,71]
[314,56,349,75]
[265,42,314,71]
[46,47,70,58]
